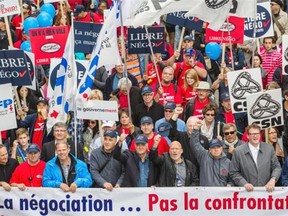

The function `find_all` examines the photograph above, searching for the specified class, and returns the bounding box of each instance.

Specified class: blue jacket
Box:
[42,154,92,188]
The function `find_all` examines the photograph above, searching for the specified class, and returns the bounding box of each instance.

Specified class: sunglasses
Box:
[224,131,236,135]
[22,6,29,9]
[164,110,173,113]
[205,113,215,116]
[89,121,96,124]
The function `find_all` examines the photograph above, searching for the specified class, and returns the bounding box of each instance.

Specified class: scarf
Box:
[224,137,239,147]
[201,120,214,141]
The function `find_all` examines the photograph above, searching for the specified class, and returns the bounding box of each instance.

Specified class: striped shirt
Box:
[260,50,282,83]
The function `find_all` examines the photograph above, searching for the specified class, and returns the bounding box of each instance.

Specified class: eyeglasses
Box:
[164,110,173,113]
[248,133,260,136]
[88,121,96,124]
[268,131,277,135]
[205,113,215,117]
[22,6,29,9]
[54,130,66,133]
[224,131,236,135]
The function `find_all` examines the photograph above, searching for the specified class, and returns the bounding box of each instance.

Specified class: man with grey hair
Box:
[41,122,84,162]
[110,77,143,114]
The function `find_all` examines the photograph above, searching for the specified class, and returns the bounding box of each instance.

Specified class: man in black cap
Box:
[74,4,98,23]
[114,134,158,187]
[18,98,53,149]
[270,0,288,45]
[132,85,164,127]
[216,92,248,139]
[90,130,124,191]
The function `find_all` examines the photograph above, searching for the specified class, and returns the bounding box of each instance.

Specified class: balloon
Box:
[205,42,221,60]
[40,3,56,18]
[23,17,39,35]
[20,41,32,52]
[37,12,53,27]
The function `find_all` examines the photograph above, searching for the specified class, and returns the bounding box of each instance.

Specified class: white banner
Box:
[44,0,60,3]
[246,89,283,129]
[0,187,288,215]
[0,83,17,131]
[0,0,20,17]
[77,100,119,121]
[227,68,263,113]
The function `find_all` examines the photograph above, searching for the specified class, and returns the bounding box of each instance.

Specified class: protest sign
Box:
[227,68,263,113]
[0,0,20,17]
[0,50,31,86]
[0,187,288,215]
[47,58,88,98]
[244,2,273,40]
[30,26,69,65]
[128,27,165,54]
[166,11,203,31]
[206,16,244,44]
[247,89,283,129]
[283,34,288,75]
[77,100,118,121]
[74,21,102,53]
[0,83,17,131]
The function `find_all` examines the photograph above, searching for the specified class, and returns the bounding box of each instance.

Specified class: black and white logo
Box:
[231,72,261,100]
[250,94,281,119]
[205,0,230,9]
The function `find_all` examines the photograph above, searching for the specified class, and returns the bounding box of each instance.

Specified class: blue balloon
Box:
[205,42,221,60]
[37,12,53,27]
[20,41,32,52]
[40,3,56,18]
[23,17,39,35]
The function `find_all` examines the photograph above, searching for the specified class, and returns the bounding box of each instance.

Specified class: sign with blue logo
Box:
[0,50,31,86]
[166,11,203,31]
[0,83,17,131]
[74,21,102,54]
[47,58,88,98]
[128,27,165,54]
[244,2,273,40]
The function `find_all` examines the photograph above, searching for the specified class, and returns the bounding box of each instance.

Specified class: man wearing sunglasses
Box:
[222,123,244,160]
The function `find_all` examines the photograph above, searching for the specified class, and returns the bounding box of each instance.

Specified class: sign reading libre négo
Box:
[244,2,273,40]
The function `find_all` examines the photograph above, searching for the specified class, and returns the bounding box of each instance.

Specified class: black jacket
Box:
[113,144,158,187]
[150,148,199,187]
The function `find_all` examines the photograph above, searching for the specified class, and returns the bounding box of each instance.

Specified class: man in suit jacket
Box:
[41,122,84,162]
[229,123,281,192]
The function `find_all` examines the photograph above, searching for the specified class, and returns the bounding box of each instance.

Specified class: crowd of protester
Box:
[1,0,288,194]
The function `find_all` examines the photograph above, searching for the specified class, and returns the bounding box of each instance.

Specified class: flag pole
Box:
[226,17,235,71]
[176,27,186,60]
[251,1,258,68]
[119,0,132,120]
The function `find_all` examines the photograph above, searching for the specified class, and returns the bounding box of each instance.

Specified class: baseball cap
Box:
[37,97,48,105]
[104,130,118,138]
[74,5,85,16]
[184,48,195,56]
[164,102,176,111]
[196,81,211,91]
[158,122,172,137]
[102,120,116,128]
[135,134,148,145]
[209,139,223,148]
[141,85,153,95]
[27,144,40,153]
[141,116,153,125]
[220,92,230,102]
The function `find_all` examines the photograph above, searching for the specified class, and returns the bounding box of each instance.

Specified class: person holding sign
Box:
[0,17,17,50]
[229,123,282,192]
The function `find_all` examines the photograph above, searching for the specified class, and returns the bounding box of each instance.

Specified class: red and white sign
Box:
[206,16,244,44]
[0,0,20,17]
[30,26,69,65]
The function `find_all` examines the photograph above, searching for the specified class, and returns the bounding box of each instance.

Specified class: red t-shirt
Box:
[10,160,46,187]
[155,83,181,105]
[130,132,170,155]
[118,91,129,109]
[94,12,104,23]
[179,85,197,107]
[32,117,45,150]
[174,61,205,88]
[192,98,209,119]
[145,63,163,91]
[75,12,98,23]
[224,111,235,124]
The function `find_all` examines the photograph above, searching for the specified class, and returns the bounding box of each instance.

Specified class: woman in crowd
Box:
[251,53,268,88]
[53,1,72,26]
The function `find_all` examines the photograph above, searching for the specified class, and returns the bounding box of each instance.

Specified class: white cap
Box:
[102,120,116,128]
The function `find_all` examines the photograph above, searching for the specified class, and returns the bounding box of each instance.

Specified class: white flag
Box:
[185,1,233,31]
[46,24,77,133]
[76,0,121,106]
[229,0,257,18]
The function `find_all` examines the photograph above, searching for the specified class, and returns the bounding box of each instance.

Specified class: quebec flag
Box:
[46,24,77,133]
[76,0,122,107]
